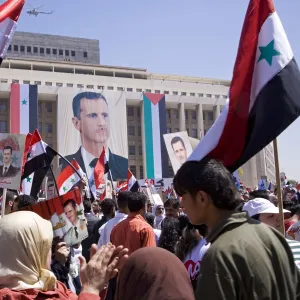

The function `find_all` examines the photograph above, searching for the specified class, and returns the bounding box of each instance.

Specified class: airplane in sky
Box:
[27,6,53,17]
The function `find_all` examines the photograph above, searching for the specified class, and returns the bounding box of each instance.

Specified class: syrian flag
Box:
[188,0,300,172]
[21,130,57,199]
[0,0,25,64]
[57,159,84,195]
[127,169,139,192]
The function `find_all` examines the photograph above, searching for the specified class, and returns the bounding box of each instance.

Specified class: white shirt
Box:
[97,212,127,248]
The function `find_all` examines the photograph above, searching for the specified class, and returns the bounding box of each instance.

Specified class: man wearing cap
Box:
[243,198,300,269]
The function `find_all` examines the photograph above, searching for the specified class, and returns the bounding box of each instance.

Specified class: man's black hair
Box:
[127,192,147,213]
[3,145,12,154]
[63,199,77,209]
[72,92,108,119]
[101,198,116,216]
[164,197,180,209]
[14,195,36,210]
[174,158,242,210]
[290,205,300,216]
[144,212,155,228]
[83,199,92,213]
[171,136,185,150]
[117,191,131,210]
[283,200,294,211]
[249,190,269,200]
[5,191,16,208]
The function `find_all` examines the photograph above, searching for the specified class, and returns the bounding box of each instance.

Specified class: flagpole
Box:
[273,138,284,235]
[105,152,115,194]
[49,165,60,198]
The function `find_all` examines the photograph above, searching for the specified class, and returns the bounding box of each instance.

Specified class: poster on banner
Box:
[163,131,193,174]
[0,134,26,189]
[57,89,128,182]
[14,189,88,247]
[138,178,174,192]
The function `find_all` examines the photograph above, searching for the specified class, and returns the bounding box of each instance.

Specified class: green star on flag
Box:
[90,179,95,186]
[26,177,31,183]
[70,178,75,184]
[257,40,280,66]
[63,186,67,192]
[21,99,27,105]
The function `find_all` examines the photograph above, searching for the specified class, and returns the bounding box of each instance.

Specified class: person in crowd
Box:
[243,198,300,269]
[92,200,102,218]
[92,198,116,244]
[176,223,210,291]
[98,191,130,248]
[114,247,195,300]
[144,212,161,245]
[147,201,154,213]
[81,199,99,262]
[12,194,36,210]
[2,190,17,215]
[248,189,270,200]
[286,188,298,204]
[152,203,165,229]
[111,192,156,254]
[174,158,300,300]
[284,204,300,232]
[158,217,181,253]
[0,211,129,300]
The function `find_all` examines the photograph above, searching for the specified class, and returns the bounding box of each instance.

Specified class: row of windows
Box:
[8,45,88,58]
[128,145,143,156]
[129,165,144,178]
[38,122,53,134]
[6,79,227,99]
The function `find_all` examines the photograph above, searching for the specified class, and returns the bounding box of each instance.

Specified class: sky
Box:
[15,0,300,179]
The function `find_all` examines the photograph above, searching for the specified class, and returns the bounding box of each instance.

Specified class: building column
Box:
[213,105,221,121]
[197,104,204,139]
[178,103,185,132]
[249,156,258,189]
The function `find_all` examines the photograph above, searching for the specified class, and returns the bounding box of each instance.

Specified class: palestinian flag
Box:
[143,93,169,179]
[21,130,57,199]
[57,159,84,195]
[10,83,38,134]
[0,0,25,64]
[127,169,139,192]
[188,0,300,172]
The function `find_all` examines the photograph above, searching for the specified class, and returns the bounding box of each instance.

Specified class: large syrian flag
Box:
[21,130,57,199]
[57,159,84,196]
[188,0,300,172]
[127,169,139,192]
[0,0,25,64]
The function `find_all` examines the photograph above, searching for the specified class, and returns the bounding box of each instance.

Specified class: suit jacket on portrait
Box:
[0,165,19,178]
[60,148,128,180]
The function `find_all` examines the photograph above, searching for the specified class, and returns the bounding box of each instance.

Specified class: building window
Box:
[56,83,63,87]
[67,83,73,87]
[8,45,11,51]
[20,45,25,52]
[138,126,141,136]
[46,123,53,134]
[207,111,213,121]
[185,110,188,120]
[127,107,134,117]
[34,81,41,85]
[71,50,75,56]
[27,46,31,53]
[46,102,53,113]
[164,91,169,95]
[171,109,178,118]
[23,80,30,84]
[166,109,171,119]
[129,145,135,155]
[33,46,38,53]
[137,108,140,117]
[167,128,171,133]
[0,101,7,112]
[172,91,178,95]
[97,86,104,90]
[139,146,143,156]
[65,50,70,56]
[107,86,114,90]
[40,47,44,54]
[155,90,160,94]
[77,84,84,88]
[145,89,151,93]
[45,82,52,86]
[139,166,144,178]
[87,85,94,89]
[207,94,212,98]
[12,79,19,84]
[190,92,195,96]
[181,92,187,96]
[84,51,88,58]
[127,87,133,92]
[38,103,42,114]
[59,49,63,55]
[13,45,18,51]
[136,88,142,92]
[128,126,135,136]
[46,48,50,54]
[117,87,124,91]
[38,122,42,132]
[198,93,204,97]
[191,111,197,120]
[53,49,57,55]
[192,129,197,138]
[130,166,136,176]
[0,121,7,133]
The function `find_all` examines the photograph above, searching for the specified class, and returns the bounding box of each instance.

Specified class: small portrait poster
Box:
[0,134,26,189]
[163,131,193,174]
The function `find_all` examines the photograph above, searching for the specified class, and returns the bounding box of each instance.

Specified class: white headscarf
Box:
[0,211,57,291]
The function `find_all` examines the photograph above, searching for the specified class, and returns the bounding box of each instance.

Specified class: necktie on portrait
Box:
[89,159,98,168]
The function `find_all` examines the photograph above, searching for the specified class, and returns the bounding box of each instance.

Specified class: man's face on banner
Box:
[73,97,110,146]
[64,202,78,225]
[3,148,12,165]
[172,141,187,165]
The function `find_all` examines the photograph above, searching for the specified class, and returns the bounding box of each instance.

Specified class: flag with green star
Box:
[57,159,84,195]
[188,0,300,172]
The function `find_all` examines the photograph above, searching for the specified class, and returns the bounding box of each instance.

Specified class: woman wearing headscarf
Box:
[115,247,195,300]
[0,211,128,300]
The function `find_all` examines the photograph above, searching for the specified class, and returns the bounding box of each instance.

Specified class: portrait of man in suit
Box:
[63,199,88,246]
[60,92,128,181]
[0,146,19,178]
[171,136,187,166]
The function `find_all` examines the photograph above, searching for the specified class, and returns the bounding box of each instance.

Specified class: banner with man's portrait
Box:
[57,89,128,182]
[163,131,193,174]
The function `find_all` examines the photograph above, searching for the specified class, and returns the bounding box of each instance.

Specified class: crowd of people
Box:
[0,158,300,299]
